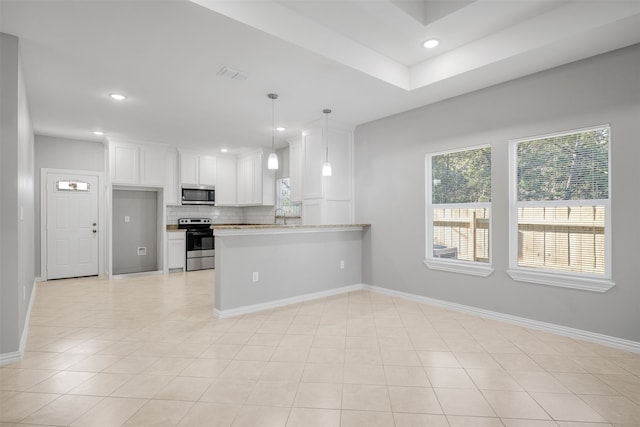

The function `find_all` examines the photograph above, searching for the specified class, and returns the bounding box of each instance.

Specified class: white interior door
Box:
[46,173,99,279]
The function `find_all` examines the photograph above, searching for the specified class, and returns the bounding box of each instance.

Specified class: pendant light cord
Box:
[271,96,275,152]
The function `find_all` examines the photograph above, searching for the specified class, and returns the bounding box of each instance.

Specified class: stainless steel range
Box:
[179,218,214,271]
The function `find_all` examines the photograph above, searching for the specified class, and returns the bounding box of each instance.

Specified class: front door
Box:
[46,172,99,279]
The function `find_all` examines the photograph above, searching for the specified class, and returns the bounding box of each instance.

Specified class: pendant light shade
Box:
[322,161,332,177]
[267,93,279,170]
[268,152,278,169]
[322,108,332,177]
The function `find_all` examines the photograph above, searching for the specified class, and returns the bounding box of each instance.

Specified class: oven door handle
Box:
[188,231,213,236]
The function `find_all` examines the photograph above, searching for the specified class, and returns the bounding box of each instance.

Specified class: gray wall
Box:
[354,45,640,342]
[1,33,35,357]
[34,135,105,276]
[112,190,158,274]
[215,229,363,311]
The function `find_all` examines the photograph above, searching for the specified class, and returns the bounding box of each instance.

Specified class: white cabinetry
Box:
[140,146,165,186]
[289,138,303,203]
[179,152,216,187]
[109,140,168,187]
[180,153,199,186]
[165,150,179,205]
[199,156,216,187]
[111,143,139,185]
[236,150,274,206]
[302,129,323,199]
[167,230,186,272]
[215,156,237,206]
[301,124,353,225]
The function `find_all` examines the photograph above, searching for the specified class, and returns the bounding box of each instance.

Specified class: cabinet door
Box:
[289,139,303,202]
[165,150,179,205]
[236,157,246,205]
[302,129,323,198]
[243,156,254,205]
[252,153,263,205]
[180,153,199,186]
[216,156,237,206]
[111,144,139,184]
[140,147,166,186]
[167,233,186,270]
[199,156,217,187]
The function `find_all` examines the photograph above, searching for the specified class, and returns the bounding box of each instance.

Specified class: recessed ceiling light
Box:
[109,93,127,101]
[92,131,105,136]
[220,148,229,153]
[423,39,439,49]
[276,127,286,132]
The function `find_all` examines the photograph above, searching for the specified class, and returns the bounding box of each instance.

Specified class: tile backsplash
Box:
[166,205,300,225]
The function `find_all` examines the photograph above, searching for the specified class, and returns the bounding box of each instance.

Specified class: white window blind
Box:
[426,146,492,269]
[511,125,611,281]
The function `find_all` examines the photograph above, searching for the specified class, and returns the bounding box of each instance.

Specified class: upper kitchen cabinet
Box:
[109,140,167,187]
[215,156,237,206]
[301,122,353,224]
[165,149,179,205]
[302,129,323,199]
[236,150,275,206]
[179,152,216,187]
[288,138,303,203]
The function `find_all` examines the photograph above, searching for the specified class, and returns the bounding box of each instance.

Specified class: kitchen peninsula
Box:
[212,224,369,318]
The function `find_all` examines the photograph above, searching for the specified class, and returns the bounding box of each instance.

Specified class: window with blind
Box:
[425,145,493,277]
[508,125,614,292]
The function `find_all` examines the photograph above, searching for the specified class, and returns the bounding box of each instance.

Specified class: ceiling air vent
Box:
[217,66,248,81]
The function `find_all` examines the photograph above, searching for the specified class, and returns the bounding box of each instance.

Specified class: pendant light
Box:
[322,108,332,177]
[267,93,279,170]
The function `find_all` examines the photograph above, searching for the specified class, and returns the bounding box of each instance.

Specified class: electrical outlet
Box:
[125,215,130,223]
[340,260,345,269]
[252,272,259,282]
[137,247,147,256]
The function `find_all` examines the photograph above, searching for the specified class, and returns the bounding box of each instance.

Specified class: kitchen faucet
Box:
[274,208,286,225]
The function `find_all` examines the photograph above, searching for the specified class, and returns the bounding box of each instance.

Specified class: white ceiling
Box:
[2,0,639,153]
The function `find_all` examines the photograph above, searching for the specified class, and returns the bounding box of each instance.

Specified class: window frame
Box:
[424,144,494,277]
[507,124,614,292]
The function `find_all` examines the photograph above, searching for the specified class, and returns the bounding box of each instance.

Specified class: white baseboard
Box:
[363,284,640,353]
[0,351,22,365]
[214,284,364,319]
[0,279,38,366]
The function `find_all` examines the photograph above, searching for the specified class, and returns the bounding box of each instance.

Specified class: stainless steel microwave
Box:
[181,186,215,205]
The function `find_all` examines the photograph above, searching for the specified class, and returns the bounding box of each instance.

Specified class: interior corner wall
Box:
[1,32,35,357]
[354,44,640,342]
[34,135,105,277]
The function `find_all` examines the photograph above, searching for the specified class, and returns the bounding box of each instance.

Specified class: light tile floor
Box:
[1,270,640,426]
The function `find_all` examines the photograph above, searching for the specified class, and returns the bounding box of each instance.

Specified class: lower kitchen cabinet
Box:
[167,230,186,272]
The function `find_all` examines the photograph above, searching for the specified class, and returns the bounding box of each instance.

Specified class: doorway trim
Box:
[40,168,106,281]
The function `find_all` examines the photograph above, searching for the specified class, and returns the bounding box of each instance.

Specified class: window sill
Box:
[506,269,615,293]
[424,259,494,277]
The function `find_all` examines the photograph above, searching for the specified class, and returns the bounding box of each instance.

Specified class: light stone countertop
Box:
[211,223,370,230]
[212,223,370,236]
[167,223,370,233]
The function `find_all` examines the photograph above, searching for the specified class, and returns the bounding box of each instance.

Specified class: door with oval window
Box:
[46,172,99,279]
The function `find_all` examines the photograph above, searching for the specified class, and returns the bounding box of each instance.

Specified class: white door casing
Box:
[45,172,99,279]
